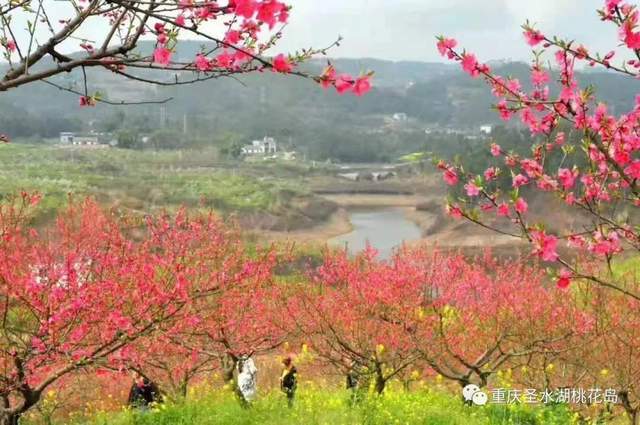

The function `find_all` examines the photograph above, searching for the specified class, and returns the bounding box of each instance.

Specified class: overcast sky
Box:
[277,0,617,62]
[7,0,620,63]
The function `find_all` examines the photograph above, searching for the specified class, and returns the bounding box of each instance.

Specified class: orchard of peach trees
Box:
[1,0,640,424]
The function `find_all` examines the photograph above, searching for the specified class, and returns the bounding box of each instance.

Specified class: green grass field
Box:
[56,386,577,425]
[0,144,311,223]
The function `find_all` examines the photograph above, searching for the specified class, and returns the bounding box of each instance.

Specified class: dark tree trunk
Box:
[179,378,188,399]
[620,391,638,425]
[0,412,20,425]
[220,354,247,407]
[0,390,38,425]
[373,366,386,395]
[220,354,237,385]
[458,379,473,405]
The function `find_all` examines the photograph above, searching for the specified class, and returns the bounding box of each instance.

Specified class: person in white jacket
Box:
[237,356,258,404]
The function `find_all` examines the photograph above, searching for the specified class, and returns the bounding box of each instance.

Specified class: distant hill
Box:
[1,41,639,161]
[125,40,456,87]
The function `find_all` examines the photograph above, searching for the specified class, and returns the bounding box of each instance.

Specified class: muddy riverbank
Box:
[262,190,526,258]
[328,207,423,259]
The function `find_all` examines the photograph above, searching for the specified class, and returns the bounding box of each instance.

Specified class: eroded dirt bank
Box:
[257,172,553,256]
[262,189,523,255]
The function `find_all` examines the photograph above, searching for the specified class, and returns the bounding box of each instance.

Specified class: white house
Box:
[73,136,99,145]
[59,132,75,144]
[480,125,493,135]
[59,132,99,145]
[241,137,277,156]
[392,112,408,122]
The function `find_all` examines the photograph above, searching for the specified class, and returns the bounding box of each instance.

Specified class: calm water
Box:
[328,208,423,259]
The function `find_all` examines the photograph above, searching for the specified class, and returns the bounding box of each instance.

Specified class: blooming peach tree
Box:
[137,253,285,399]
[109,215,284,402]
[436,0,640,298]
[286,247,584,395]
[0,195,276,424]
[0,0,371,108]
[286,248,423,395]
[580,284,640,424]
[403,250,590,391]
[506,278,640,424]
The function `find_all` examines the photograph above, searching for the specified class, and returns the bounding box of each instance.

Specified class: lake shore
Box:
[261,194,428,247]
[255,207,353,245]
[263,192,526,257]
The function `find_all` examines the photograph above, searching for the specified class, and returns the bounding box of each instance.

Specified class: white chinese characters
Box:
[463,386,619,405]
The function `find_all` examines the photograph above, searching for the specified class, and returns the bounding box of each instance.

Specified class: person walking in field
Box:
[346,361,359,390]
[127,370,162,410]
[346,360,362,405]
[280,356,297,408]
[237,355,258,405]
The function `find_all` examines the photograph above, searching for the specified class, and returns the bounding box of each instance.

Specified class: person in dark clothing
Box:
[346,368,359,390]
[280,357,297,408]
[127,371,162,409]
[346,360,363,405]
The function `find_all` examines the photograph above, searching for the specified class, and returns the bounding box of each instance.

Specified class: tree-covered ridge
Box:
[2,46,637,162]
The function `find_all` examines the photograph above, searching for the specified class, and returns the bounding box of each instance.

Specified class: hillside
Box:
[2,42,639,161]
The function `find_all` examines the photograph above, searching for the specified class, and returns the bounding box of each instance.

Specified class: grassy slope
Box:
[69,387,574,425]
[613,256,640,282]
[0,144,310,224]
